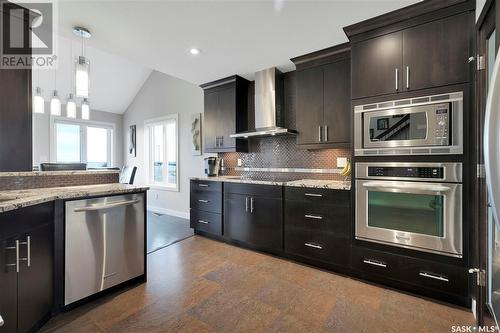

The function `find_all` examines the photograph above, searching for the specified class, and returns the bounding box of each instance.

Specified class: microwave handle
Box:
[484,51,500,230]
[362,181,451,195]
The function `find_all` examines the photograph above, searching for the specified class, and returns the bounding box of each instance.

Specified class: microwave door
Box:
[484,47,500,328]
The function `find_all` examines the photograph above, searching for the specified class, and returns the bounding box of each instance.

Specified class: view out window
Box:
[145,115,178,189]
[53,120,114,167]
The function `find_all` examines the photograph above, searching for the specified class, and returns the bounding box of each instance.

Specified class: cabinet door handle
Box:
[324,125,328,142]
[198,220,210,224]
[220,136,223,147]
[245,196,249,212]
[198,199,210,203]
[198,184,209,187]
[305,214,323,220]
[5,242,19,271]
[304,193,322,198]
[250,197,254,213]
[419,272,449,282]
[0,314,4,327]
[395,68,399,91]
[363,259,387,268]
[318,126,322,142]
[406,66,410,89]
[19,236,30,267]
[305,243,323,250]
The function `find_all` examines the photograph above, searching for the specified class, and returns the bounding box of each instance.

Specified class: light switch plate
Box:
[237,159,242,167]
[337,157,347,168]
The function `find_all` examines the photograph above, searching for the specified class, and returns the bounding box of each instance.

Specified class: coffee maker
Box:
[204,157,220,177]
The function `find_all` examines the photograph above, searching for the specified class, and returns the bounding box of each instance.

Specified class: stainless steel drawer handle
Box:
[363,259,387,268]
[305,214,323,220]
[18,236,30,267]
[198,184,209,187]
[74,199,140,212]
[198,199,210,203]
[250,197,254,213]
[305,243,323,250]
[419,272,449,282]
[198,220,210,224]
[304,193,322,197]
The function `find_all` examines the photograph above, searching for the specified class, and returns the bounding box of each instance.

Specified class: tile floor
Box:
[41,236,474,333]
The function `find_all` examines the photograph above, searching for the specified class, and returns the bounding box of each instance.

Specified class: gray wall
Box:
[123,70,206,218]
[33,105,124,168]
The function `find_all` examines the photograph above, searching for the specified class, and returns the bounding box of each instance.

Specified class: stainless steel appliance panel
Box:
[64,193,145,306]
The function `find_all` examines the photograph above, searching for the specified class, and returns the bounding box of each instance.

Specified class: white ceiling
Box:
[57,0,419,87]
[33,34,152,114]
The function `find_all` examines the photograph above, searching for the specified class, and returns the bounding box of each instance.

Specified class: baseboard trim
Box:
[147,206,190,219]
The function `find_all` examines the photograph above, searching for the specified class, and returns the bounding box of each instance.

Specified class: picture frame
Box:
[191,113,202,155]
[128,124,136,157]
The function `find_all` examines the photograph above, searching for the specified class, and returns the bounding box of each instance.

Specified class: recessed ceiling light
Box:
[188,48,201,55]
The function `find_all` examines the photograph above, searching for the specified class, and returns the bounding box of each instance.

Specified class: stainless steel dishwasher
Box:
[64,193,145,306]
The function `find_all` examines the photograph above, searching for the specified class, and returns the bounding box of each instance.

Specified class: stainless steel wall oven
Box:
[354,92,463,156]
[355,162,463,257]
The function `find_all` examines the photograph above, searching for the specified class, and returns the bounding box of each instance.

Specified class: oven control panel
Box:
[368,167,444,179]
[434,104,450,144]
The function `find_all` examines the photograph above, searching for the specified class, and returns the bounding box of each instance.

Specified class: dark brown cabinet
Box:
[351,32,403,99]
[284,187,350,267]
[223,183,283,252]
[201,76,249,153]
[292,44,351,149]
[349,12,473,99]
[0,203,54,333]
[189,180,223,237]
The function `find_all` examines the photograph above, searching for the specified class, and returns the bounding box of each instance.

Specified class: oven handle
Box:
[362,181,451,195]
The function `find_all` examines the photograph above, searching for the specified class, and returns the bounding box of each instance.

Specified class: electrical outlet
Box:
[237,159,242,167]
[337,157,347,168]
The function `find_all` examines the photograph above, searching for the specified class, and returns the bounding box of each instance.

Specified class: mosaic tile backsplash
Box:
[219,136,351,181]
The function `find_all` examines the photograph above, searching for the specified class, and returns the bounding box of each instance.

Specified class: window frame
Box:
[49,116,116,168]
[144,114,179,191]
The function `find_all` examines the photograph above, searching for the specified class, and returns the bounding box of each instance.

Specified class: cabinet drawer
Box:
[190,210,222,236]
[402,258,468,297]
[285,200,349,236]
[190,190,222,214]
[224,183,282,198]
[284,186,350,205]
[285,228,349,266]
[351,246,468,296]
[351,246,404,280]
[190,180,222,193]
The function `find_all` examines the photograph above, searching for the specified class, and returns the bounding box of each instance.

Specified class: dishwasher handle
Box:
[73,199,140,212]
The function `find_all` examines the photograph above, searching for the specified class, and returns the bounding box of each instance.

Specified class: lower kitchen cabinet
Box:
[223,183,283,252]
[189,180,223,237]
[284,187,350,267]
[0,202,54,333]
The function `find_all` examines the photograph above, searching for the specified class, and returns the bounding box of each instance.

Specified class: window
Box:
[52,118,114,168]
[145,115,178,190]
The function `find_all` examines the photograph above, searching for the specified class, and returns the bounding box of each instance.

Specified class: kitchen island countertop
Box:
[0,183,149,213]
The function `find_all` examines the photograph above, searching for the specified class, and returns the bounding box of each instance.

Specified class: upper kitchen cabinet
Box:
[291,43,351,149]
[200,75,250,153]
[0,3,33,171]
[345,0,475,100]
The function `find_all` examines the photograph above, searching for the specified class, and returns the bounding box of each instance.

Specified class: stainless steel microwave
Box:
[354,92,463,156]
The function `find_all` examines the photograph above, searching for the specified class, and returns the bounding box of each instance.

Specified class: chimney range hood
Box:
[230,67,296,139]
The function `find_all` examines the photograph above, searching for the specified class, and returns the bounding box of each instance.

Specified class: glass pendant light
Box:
[50,90,61,116]
[33,86,44,114]
[81,98,90,120]
[73,27,91,98]
[66,93,76,118]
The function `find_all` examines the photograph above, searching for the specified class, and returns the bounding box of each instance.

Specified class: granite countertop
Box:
[190,176,351,190]
[0,183,149,213]
[0,170,120,177]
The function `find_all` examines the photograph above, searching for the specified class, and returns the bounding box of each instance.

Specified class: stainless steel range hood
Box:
[230,67,296,138]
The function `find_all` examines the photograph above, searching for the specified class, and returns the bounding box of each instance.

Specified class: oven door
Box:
[363,103,449,149]
[355,179,462,257]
